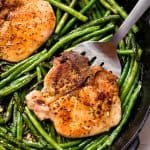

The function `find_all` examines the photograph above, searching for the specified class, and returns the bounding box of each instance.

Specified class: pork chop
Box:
[0,0,55,62]
[26,51,121,138]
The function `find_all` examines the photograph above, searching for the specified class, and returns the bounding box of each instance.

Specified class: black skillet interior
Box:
[110,0,150,149]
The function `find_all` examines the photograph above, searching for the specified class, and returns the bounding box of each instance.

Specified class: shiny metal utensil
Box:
[74,0,150,77]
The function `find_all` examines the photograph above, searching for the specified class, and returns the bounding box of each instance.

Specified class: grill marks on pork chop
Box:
[26,51,121,138]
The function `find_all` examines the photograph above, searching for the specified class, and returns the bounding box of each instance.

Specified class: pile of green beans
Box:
[0,0,142,149]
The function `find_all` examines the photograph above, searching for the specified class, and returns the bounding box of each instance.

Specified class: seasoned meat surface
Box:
[44,51,90,96]
[26,51,121,138]
[0,0,55,62]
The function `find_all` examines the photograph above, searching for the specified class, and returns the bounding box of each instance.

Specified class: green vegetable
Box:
[72,23,115,46]
[0,133,31,150]
[16,111,23,140]
[36,66,42,82]
[25,107,63,150]
[60,0,97,35]
[0,50,47,79]
[84,135,108,150]
[60,139,83,148]
[118,57,130,87]
[47,26,100,58]
[107,0,138,33]
[99,34,113,42]
[55,0,77,34]
[47,0,88,22]
[11,103,17,137]
[0,145,6,150]
[56,0,62,24]
[100,0,117,14]
[122,70,139,110]
[121,59,139,101]
[0,97,14,124]
[22,113,46,145]
[0,74,36,97]
[22,140,45,149]
[117,49,134,55]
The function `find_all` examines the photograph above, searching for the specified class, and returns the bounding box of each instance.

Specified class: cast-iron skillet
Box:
[111,0,150,149]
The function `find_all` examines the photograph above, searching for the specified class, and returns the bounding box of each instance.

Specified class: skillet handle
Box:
[128,136,140,150]
[112,0,150,45]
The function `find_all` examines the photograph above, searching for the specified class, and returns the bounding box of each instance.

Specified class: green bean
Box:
[65,139,93,150]
[78,138,93,149]
[0,50,47,80]
[97,83,141,150]
[60,139,83,148]
[62,15,119,36]
[56,0,62,25]
[0,145,6,150]
[83,135,106,150]
[56,134,62,143]
[16,111,23,140]
[0,127,7,134]
[0,133,31,150]
[121,59,139,101]
[25,107,62,150]
[119,39,126,49]
[14,92,23,112]
[89,35,103,41]
[0,138,18,150]
[0,52,46,89]
[118,57,130,87]
[78,1,85,9]
[104,10,111,17]
[60,0,97,35]
[99,0,117,14]
[47,0,88,22]
[36,66,42,82]
[107,0,138,33]
[95,2,102,18]
[86,135,108,150]
[40,62,52,69]
[47,26,100,58]
[65,0,71,5]
[0,73,36,97]
[117,49,134,55]
[120,56,134,92]
[49,123,57,140]
[22,140,44,149]
[122,70,139,110]
[72,24,115,46]
[16,52,48,78]
[0,97,13,124]
[91,6,97,20]
[11,103,17,137]
[55,0,77,34]
[23,113,48,145]
[125,34,132,49]
[99,34,113,42]
[96,0,106,16]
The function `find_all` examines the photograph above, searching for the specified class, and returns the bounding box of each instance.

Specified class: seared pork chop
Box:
[26,51,121,138]
[0,0,55,62]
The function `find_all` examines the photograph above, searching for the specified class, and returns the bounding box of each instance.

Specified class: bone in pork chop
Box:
[26,51,121,138]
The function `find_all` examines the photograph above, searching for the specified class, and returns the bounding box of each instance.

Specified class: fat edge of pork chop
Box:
[26,51,121,138]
